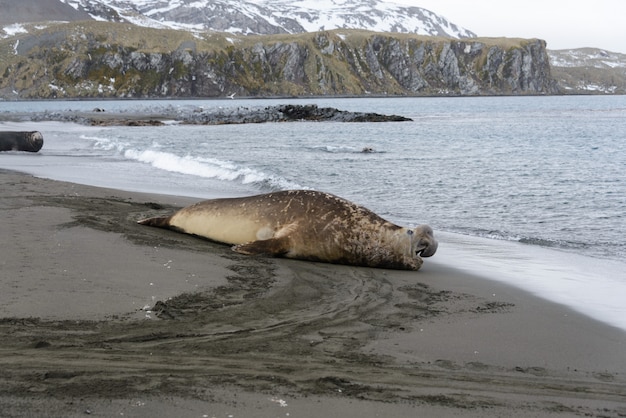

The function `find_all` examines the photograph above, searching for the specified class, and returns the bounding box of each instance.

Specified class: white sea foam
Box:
[434,232,626,332]
[82,135,130,153]
[123,148,302,190]
[84,134,300,189]
[318,145,357,153]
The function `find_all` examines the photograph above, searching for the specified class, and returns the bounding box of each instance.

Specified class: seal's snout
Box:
[419,239,438,257]
[413,225,438,258]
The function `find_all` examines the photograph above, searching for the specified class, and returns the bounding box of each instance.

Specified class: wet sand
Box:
[1,169,625,417]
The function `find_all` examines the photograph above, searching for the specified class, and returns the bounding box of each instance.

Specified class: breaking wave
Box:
[123,149,303,191]
[84,134,304,191]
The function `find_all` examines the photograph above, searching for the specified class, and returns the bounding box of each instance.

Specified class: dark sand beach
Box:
[1,169,625,417]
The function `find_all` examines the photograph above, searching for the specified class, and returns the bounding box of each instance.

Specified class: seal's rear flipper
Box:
[232,237,290,257]
[138,216,172,228]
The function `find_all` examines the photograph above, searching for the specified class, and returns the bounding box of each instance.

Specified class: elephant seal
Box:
[0,131,44,152]
[138,190,437,270]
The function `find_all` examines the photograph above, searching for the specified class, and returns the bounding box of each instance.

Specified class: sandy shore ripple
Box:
[1,169,625,417]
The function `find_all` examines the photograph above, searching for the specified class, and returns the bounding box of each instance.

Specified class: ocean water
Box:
[1,96,625,331]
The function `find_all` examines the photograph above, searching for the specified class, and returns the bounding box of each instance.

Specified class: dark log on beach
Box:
[0,131,44,152]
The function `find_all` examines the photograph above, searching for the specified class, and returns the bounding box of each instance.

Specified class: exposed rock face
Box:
[351,35,556,95]
[0,23,558,99]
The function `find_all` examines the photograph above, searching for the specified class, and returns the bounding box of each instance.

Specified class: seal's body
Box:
[0,131,43,152]
[139,190,437,270]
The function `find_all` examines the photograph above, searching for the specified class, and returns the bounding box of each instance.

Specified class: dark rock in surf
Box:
[185,104,412,125]
[276,104,411,122]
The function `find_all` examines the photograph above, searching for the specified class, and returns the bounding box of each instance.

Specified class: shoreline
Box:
[1,169,625,417]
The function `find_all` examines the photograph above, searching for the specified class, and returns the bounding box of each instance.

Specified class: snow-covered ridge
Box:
[549,48,626,69]
[57,0,476,38]
[547,48,626,94]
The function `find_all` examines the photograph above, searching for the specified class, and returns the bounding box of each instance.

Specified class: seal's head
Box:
[409,225,438,260]
[27,132,44,152]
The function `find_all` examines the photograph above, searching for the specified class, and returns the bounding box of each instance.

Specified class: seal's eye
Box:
[407,230,414,235]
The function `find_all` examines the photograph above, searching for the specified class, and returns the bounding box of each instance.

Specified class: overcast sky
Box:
[394,0,626,53]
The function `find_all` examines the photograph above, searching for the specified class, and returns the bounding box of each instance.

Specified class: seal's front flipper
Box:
[232,238,290,256]
[232,237,290,257]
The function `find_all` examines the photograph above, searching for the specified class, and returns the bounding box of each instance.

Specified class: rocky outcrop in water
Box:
[0,22,558,99]
[2,104,411,126]
[184,104,412,124]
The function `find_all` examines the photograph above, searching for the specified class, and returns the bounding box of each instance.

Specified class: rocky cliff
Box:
[0,22,558,99]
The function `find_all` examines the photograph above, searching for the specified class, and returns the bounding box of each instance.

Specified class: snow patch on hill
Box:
[57,0,476,38]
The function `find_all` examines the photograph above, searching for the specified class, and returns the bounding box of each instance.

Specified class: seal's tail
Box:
[137,216,171,228]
